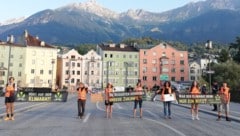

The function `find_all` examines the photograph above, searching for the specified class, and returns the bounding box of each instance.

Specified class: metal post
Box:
[205,40,212,92]
[7,43,12,82]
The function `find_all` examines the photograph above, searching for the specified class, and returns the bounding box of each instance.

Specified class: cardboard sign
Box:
[162,94,176,102]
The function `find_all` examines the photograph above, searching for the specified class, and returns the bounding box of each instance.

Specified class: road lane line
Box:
[96,102,186,136]
[114,103,123,109]
[145,110,159,119]
[83,113,91,123]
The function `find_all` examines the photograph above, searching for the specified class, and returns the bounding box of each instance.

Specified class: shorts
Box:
[105,100,113,106]
[218,103,229,113]
[134,99,143,109]
[5,96,15,103]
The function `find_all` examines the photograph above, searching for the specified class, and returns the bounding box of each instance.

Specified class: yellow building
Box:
[0,30,58,88]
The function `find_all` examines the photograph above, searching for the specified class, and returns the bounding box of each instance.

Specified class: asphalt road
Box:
[0,94,239,136]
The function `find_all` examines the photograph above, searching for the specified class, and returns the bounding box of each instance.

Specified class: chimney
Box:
[120,44,125,48]
[7,35,15,44]
[40,41,45,47]
[36,35,39,40]
[24,30,28,38]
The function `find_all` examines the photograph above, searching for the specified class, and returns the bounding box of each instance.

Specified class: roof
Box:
[25,33,54,48]
[98,43,138,52]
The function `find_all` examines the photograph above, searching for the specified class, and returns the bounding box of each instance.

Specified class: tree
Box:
[217,49,230,63]
[75,44,97,55]
[229,36,240,63]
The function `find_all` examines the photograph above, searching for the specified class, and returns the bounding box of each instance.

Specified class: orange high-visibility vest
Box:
[78,88,87,100]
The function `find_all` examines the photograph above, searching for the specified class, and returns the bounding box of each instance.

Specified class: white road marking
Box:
[83,113,91,123]
[114,103,123,109]
[96,102,186,136]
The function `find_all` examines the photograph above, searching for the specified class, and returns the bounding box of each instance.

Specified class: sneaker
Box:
[192,116,195,120]
[10,116,15,121]
[4,117,10,121]
[168,116,172,119]
[196,116,200,120]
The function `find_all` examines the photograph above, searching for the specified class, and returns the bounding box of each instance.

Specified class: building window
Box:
[77,71,80,75]
[19,63,22,67]
[105,54,107,58]
[91,71,94,75]
[129,55,132,58]
[135,55,138,58]
[77,63,80,67]
[191,76,195,80]
[49,70,52,75]
[123,54,126,58]
[10,54,14,58]
[171,68,176,73]
[143,76,147,81]
[18,72,21,77]
[72,71,75,75]
[72,62,75,67]
[190,69,195,74]
[161,60,168,65]
[66,70,69,75]
[19,55,23,59]
[0,62,4,67]
[9,71,12,76]
[144,51,147,55]
[10,63,13,67]
[71,78,75,83]
[162,68,169,73]
[180,60,184,65]
[71,55,75,59]
[153,76,157,81]
[110,54,113,58]
[152,59,157,64]
[143,67,147,73]
[31,69,35,74]
[135,71,138,76]
[180,68,184,73]
[77,79,80,84]
[0,71,5,76]
[143,59,147,64]
[152,67,157,72]
[180,53,184,58]
[85,71,88,75]
[171,77,176,81]
[181,77,185,81]
[171,60,175,65]
[40,70,44,74]
[65,62,69,67]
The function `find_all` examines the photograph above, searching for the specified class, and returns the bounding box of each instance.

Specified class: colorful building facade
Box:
[139,43,189,88]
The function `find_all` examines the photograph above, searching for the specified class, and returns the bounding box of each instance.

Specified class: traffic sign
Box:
[205,70,215,74]
[160,74,169,81]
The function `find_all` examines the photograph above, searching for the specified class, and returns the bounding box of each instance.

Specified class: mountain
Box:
[0,0,240,44]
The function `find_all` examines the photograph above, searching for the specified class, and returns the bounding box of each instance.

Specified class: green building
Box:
[97,43,139,89]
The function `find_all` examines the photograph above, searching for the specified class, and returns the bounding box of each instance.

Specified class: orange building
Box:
[139,43,189,88]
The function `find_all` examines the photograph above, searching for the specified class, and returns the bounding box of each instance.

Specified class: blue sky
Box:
[0,0,204,22]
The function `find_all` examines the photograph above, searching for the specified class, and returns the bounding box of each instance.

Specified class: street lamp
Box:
[205,40,213,92]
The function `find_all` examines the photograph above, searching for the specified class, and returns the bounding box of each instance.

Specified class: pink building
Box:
[139,43,189,88]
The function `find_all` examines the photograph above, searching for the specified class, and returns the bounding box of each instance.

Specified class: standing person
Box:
[133,82,143,118]
[212,82,219,111]
[201,84,207,95]
[4,77,17,121]
[189,81,201,120]
[217,82,231,121]
[105,83,113,119]
[161,81,174,119]
[76,82,88,119]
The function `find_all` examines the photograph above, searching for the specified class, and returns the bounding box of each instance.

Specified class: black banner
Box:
[15,91,68,102]
[109,91,152,103]
[177,94,221,104]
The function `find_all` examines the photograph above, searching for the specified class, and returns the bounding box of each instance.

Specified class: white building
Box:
[189,61,201,81]
[57,49,102,90]
[0,30,58,88]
